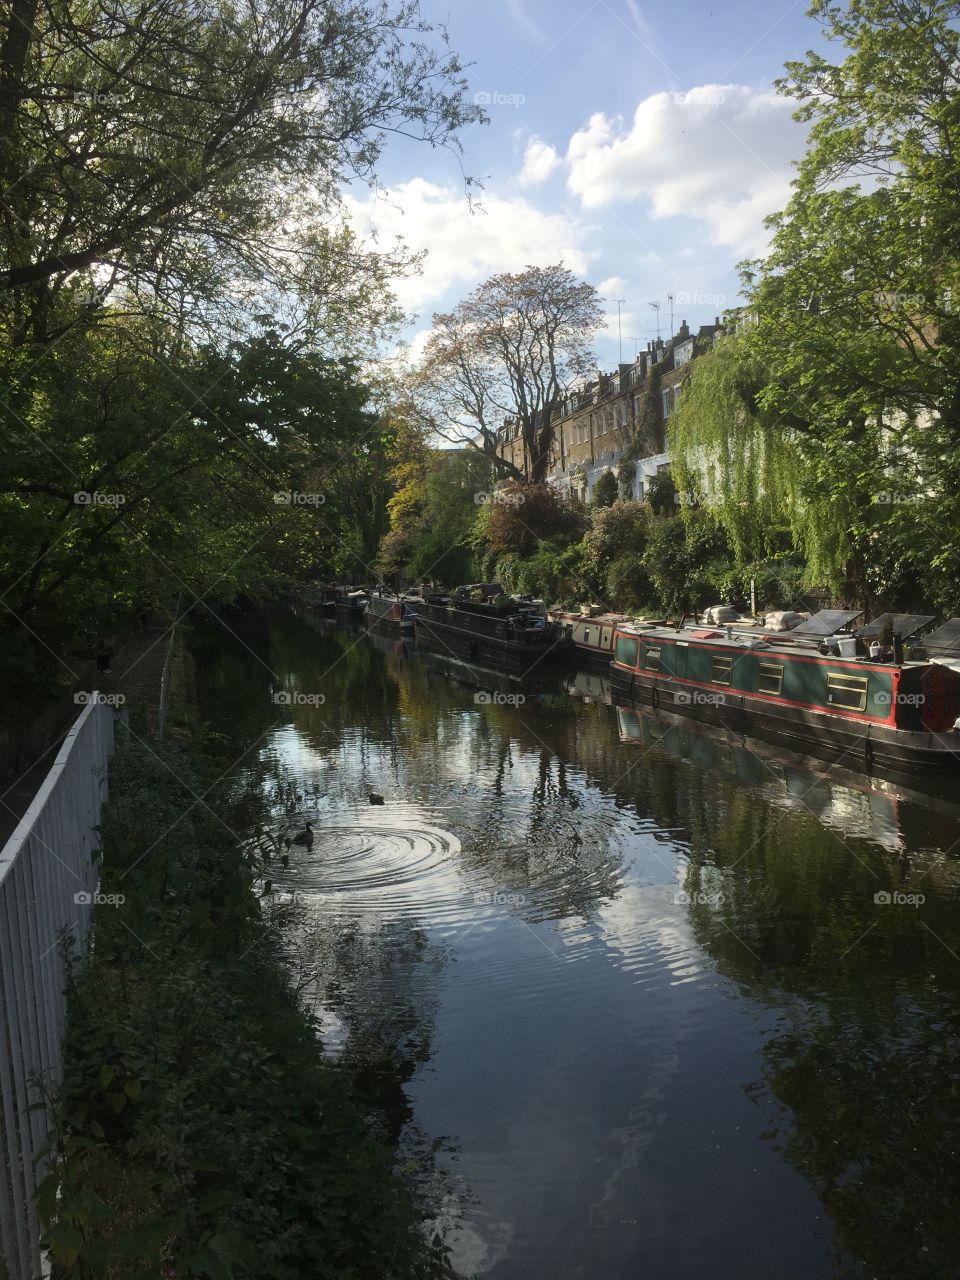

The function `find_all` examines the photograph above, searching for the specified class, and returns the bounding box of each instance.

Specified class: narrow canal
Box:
[192,609,960,1280]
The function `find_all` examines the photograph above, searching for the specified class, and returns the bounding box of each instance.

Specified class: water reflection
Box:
[191,610,960,1280]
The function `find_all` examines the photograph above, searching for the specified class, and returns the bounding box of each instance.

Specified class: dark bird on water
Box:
[284,821,314,849]
[369,794,385,805]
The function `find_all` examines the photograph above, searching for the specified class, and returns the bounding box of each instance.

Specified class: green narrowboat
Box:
[610,623,960,777]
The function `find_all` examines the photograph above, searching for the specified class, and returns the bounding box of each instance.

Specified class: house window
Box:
[644,646,661,671]
[711,655,733,685]
[633,394,642,419]
[662,389,671,418]
[615,635,639,667]
[758,662,784,695]
[826,673,869,712]
[674,384,683,406]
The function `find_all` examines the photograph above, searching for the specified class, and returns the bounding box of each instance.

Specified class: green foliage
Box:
[0,0,482,345]
[591,470,618,508]
[668,334,854,587]
[492,539,586,605]
[641,509,735,616]
[579,500,652,608]
[0,319,389,706]
[41,738,447,1280]
[616,459,636,501]
[375,439,491,586]
[645,470,680,518]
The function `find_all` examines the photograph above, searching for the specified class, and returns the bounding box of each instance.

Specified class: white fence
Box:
[0,698,114,1280]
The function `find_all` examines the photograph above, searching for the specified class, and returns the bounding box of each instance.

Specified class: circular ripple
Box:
[269,818,469,925]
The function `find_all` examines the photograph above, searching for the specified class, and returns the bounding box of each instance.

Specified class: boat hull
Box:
[414,609,569,678]
[609,666,960,778]
[365,596,415,635]
[366,613,415,635]
[335,603,366,623]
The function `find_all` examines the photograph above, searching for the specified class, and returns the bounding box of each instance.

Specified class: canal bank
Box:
[41,625,457,1279]
[183,608,960,1280]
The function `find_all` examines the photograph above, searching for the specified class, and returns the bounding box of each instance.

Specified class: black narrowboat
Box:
[414,586,569,678]
[334,587,368,623]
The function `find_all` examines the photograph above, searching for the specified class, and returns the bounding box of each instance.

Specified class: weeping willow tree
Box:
[668,334,859,592]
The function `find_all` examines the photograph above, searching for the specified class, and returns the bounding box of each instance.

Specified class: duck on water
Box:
[285,821,314,849]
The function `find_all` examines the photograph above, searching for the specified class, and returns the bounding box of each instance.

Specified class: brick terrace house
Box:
[495,318,721,502]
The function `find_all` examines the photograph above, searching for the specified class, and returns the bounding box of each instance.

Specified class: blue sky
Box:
[348,0,827,367]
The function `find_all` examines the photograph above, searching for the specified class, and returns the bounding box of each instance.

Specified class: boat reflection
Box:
[614,704,960,855]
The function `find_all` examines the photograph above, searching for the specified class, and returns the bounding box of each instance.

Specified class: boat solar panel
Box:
[924,617,960,653]
[791,609,862,636]
[857,613,936,639]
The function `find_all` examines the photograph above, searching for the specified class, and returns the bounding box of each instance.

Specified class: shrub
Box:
[591,470,618,508]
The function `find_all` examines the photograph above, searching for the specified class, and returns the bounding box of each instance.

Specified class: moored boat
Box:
[415,584,569,677]
[609,620,960,777]
[550,609,660,668]
[365,591,417,634]
[334,587,369,622]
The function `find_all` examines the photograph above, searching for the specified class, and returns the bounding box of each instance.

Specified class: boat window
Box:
[758,662,784,695]
[826,673,868,712]
[615,635,639,667]
[644,646,661,671]
[711,655,733,685]
[584,628,591,645]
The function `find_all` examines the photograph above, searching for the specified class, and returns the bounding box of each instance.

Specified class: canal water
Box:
[192,609,960,1280]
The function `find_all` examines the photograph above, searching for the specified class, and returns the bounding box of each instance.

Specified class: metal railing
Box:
[0,697,114,1280]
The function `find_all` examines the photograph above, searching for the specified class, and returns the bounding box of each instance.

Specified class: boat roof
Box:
[552,610,630,622]
[616,621,936,666]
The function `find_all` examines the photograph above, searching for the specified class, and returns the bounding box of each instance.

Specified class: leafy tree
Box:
[0,317,384,697]
[405,450,491,586]
[478,480,587,556]
[0,0,483,345]
[417,265,603,481]
[642,509,733,616]
[683,0,960,606]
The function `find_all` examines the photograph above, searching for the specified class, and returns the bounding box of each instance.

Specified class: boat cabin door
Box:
[674,640,688,680]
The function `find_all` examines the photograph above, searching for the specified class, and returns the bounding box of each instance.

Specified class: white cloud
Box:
[519,136,560,186]
[345,178,593,315]
[565,85,804,256]
[597,275,628,296]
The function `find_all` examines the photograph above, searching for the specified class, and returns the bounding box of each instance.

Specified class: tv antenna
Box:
[648,300,661,342]
[667,293,675,338]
